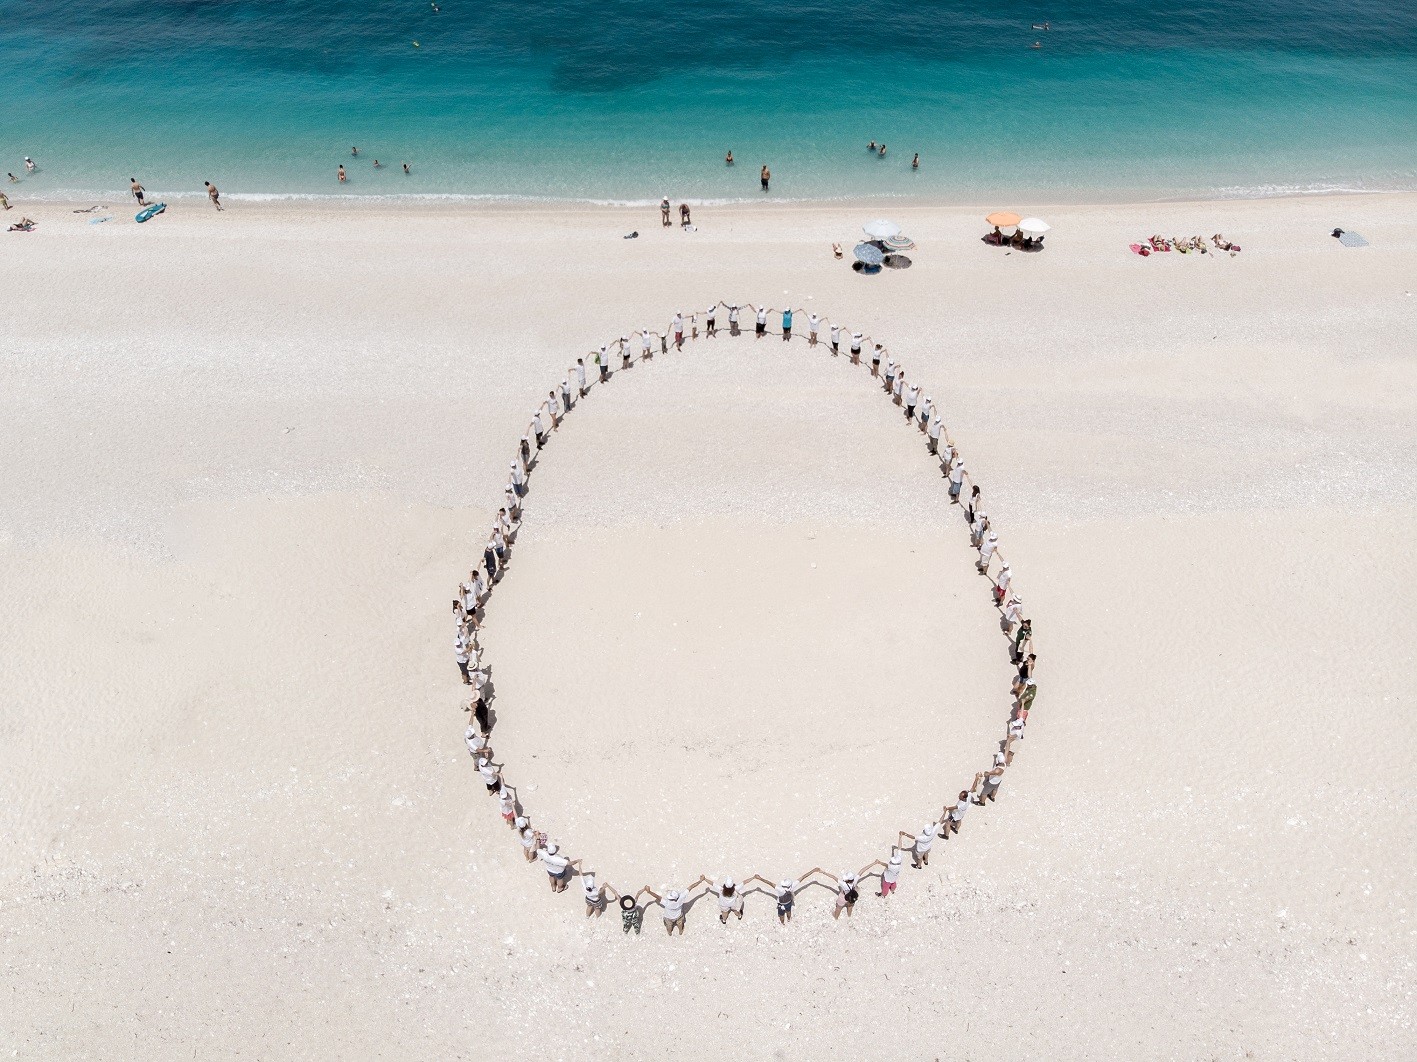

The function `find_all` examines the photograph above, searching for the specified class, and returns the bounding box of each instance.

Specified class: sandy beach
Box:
[2,192,1415,1059]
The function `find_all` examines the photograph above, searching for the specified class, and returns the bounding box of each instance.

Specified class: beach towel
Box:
[1337,230,1369,248]
[1129,243,1150,256]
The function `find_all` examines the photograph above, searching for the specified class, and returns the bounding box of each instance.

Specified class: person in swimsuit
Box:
[130,178,146,205]
[679,203,691,226]
[878,144,886,157]
[402,162,410,174]
[24,156,35,173]
[660,197,671,226]
[372,159,382,168]
[352,146,359,156]
[912,153,920,169]
[725,150,734,165]
[337,165,346,183]
[868,140,877,152]
[204,181,222,210]
[760,164,770,191]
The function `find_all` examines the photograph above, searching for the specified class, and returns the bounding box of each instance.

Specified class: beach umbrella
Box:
[853,242,885,265]
[862,219,901,239]
[881,233,915,251]
[985,211,1021,228]
[1018,217,1051,235]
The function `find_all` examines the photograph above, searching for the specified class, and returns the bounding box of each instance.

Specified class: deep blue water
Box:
[1,0,1414,201]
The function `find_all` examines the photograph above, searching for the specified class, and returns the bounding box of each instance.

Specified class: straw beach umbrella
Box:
[985,211,1022,228]
[862,219,901,239]
[1018,217,1051,235]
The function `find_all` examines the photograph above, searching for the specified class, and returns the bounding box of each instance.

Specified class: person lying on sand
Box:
[832,242,843,258]
[1212,233,1236,250]
[9,217,35,231]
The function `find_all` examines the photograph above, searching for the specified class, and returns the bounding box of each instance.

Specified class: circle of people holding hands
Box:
[453,299,1039,933]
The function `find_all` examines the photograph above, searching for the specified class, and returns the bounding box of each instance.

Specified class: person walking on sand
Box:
[879,849,905,897]
[781,306,793,341]
[760,164,771,191]
[709,878,745,923]
[705,303,718,337]
[660,197,671,227]
[644,886,689,935]
[576,357,588,396]
[204,181,222,210]
[130,178,147,206]
[337,165,346,183]
[977,529,999,574]
[0,191,9,210]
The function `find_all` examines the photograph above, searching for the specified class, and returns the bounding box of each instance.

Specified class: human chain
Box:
[454,301,1038,934]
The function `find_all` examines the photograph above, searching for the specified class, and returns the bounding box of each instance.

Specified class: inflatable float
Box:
[135,202,166,223]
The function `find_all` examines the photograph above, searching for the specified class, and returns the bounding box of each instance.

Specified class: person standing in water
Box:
[760,164,770,191]
[130,178,147,205]
[725,150,734,166]
[912,153,920,169]
[352,146,359,157]
[337,165,346,183]
[25,156,36,173]
[204,181,222,210]
[402,162,410,174]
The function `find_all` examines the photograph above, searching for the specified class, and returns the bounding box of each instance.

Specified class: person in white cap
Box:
[900,822,937,868]
[538,842,573,892]
[519,433,531,465]
[504,481,521,522]
[639,328,653,361]
[510,459,526,496]
[892,369,906,407]
[455,637,474,685]
[807,312,820,347]
[519,823,540,862]
[596,343,611,382]
[974,761,1006,804]
[497,505,515,542]
[705,303,718,337]
[904,381,920,421]
[927,410,943,453]
[644,886,689,935]
[977,529,999,574]
[1002,595,1025,637]
[884,357,897,394]
[25,156,36,173]
[530,406,546,449]
[660,196,671,226]
[830,323,841,354]
[560,376,573,413]
[876,849,905,897]
[774,878,798,923]
[918,394,933,432]
[994,561,1013,605]
[753,304,768,339]
[970,510,990,549]
[497,787,517,826]
[728,303,740,335]
[576,357,588,396]
[823,870,860,919]
[476,756,500,793]
[619,335,631,369]
[709,877,744,923]
[464,724,488,759]
[670,312,684,348]
[582,873,606,918]
[851,333,865,362]
[948,458,966,501]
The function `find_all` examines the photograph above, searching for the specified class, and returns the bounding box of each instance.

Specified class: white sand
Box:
[2,193,1415,1058]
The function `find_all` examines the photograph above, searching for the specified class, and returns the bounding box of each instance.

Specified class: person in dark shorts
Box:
[760,164,770,191]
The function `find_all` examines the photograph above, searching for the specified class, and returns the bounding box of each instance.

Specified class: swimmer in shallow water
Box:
[725,149,733,165]
[402,162,411,174]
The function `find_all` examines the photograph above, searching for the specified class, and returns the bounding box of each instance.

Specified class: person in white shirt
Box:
[807,313,820,346]
[519,824,540,862]
[576,357,588,396]
[582,873,606,918]
[531,408,546,449]
[455,640,473,685]
[497,788,516,826]
[705,303,718,337]
[830,323,841,354]
[878,850,905,897]
[709,877,744,922]
[464,724,488,758]
[970,511,989,548]
[538,842,573,892]
[994,561,1013,604]
[901,822,937,868]
[975,763,1005,803]
[639,329,653,361]
[645,886,688,935]
[918,395,933,432]
[977,529,999,574]
[775,878,797,923]
[851,332,864,361]
[560,377,572,412]
[619,335,631,369]
[597,343,611,382]
[884,358,896,393]
[904,382,920,420]
[947,789,971,834]
[892,371,906,406]
[476,757,500,793]
[927,411,943,453]
[546,389,560,426]
[948,460,965,502]
[510,460,526,496]
[754,304,768,338]
[728,304,740,335]
[671,312,685,348]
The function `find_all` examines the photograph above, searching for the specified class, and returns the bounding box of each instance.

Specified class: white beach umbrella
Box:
[862,219,902,239]
[1018,217,1051,235]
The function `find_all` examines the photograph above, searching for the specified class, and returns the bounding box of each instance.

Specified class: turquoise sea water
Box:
[1,0,1414,202]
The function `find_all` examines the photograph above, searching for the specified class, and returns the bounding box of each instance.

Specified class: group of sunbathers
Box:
[1134,233,1240,256]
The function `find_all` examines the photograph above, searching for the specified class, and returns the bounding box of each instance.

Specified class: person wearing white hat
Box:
[643,886,689,935]
[497,787,516,826]
[596,343,611,382]
[727,303,740,335]
[25,156,36,173]
[948,458,965,501]
[671,312,685,349]
[824,870,860,919]
[560,376,573,413]
[582,873,606,918]
[464,724,488,758]
[476,757,500,793]
[710,877,744,923]
[455,636,473,685]
[774,878,797,923]
[829,323,841,354]
[884,357,896,393]
[705,303,718,337]
[900,822,937,868]
[904,382,920,421]
[927,410,943,453]
[970,511,989,549]
[1002,595,1024,635]
[975,763,1005,804]
[510,459,526,496]
[994,561,1013,605]
[851,333,865,362]
[538,842,573,892]
[753,304,768,338]
[660,196,671,226]
[519,823,539,862]
[531,406,547,450]
[576,357,588,396]
[977,529,999,574]
[807,312,820,346]
[879,849,905,897]
[640,328,653,360]
[620,335,632,370]
[497,505,515,542]
[918,394,933,432]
